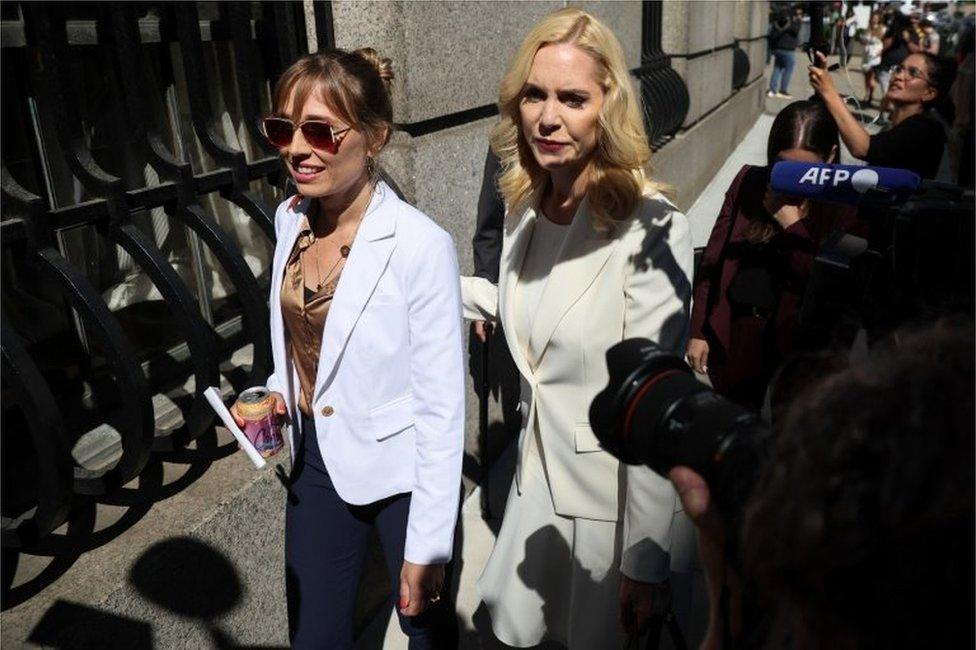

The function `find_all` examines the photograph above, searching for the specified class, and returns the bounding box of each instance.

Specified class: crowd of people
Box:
[225,5,972,649]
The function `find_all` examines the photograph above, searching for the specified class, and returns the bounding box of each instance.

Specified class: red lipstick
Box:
[534,138,567,153]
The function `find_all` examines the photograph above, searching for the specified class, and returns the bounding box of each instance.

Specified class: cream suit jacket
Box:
[461,191,694,582]
[267,182,465,565]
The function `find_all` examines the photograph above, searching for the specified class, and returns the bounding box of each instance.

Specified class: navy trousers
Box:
[285,415,455,649]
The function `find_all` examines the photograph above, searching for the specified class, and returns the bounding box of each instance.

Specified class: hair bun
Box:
[355,47,394,86]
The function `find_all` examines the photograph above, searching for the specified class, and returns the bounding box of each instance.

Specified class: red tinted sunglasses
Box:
[261,117,351,153]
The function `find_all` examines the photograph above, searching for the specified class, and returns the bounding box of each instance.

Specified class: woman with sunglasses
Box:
[809,50,955,179]
[232,48,463,649]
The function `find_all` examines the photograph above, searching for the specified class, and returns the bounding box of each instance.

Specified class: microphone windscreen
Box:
[770,161,921,205]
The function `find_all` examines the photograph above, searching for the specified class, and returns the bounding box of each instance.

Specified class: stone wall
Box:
[331,0,644,276]
[330,0,768,249]
[654,0,770,210]
[663,0,766,126]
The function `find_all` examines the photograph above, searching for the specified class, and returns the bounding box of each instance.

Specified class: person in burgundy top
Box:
[686,101,853,411]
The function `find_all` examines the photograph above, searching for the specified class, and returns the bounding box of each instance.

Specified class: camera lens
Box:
[590,338,769,518]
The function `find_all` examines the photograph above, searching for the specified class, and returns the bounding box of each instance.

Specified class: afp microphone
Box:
[769,161,921,205]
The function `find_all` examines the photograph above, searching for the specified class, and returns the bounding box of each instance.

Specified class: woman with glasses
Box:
[231,48,463,649]
[809,51,955,179]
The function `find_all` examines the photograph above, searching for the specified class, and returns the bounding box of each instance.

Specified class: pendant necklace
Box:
[313,240,351,293]
[310,192,368,293]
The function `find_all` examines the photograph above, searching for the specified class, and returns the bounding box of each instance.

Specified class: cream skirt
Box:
[477,439,626,649]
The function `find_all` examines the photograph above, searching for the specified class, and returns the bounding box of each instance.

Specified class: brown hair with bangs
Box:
[272,48,394,152]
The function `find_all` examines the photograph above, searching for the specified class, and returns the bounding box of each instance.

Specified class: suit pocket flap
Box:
[370,395,414,441]
[574,422,604,453]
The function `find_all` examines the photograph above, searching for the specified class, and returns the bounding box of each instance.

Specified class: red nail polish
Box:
[399,597,408,609]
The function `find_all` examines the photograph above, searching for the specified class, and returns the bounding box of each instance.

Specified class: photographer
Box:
[875,13,913,119]
[669,320,974,648]
[809,49,956,179]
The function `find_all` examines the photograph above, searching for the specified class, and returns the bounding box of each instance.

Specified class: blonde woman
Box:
[462,9,694,648]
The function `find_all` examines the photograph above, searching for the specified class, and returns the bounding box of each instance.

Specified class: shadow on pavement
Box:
[25,536,289,650]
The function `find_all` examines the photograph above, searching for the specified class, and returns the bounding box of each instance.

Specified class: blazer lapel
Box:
[498,201,539,383]
[270,201,306,399]
[315,184,395,396]
[527,199,619,364]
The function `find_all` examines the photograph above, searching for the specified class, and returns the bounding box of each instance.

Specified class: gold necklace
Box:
[307,183,371,292]
[312,239,351,292]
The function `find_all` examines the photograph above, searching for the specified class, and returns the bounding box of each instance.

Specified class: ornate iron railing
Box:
[634,0,691,150]
[0,1,312,550]
[732,42,751,89]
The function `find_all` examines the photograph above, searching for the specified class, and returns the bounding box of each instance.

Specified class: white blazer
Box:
[266,182,464,565]
[461,191,694,582]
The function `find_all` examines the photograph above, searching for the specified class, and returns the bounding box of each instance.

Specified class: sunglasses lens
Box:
[263,119,294,147]
[301,122,336,150]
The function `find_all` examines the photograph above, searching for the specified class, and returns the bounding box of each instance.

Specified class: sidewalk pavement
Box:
[362,53,882,650]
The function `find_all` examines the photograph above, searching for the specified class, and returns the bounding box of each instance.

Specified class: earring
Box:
[365,155,376,178]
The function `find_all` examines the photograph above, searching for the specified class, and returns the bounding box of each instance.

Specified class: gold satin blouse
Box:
[280,213,346,417]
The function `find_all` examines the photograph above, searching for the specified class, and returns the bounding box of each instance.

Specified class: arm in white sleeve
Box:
[264,196,299,395]
[265,198,290,395]
[403,230,465,565]
[619,202,695,583]
[460,275,499,321]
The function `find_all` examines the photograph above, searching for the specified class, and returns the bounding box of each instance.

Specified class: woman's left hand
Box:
[619,576,670,635]
[763,189,808,230]
[808,51,838,99]
[399,560,445,616]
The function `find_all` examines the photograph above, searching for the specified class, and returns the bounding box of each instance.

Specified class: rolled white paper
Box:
[204,386,267,470]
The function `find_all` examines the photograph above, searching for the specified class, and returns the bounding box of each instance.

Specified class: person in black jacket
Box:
[471,150,504,341]
[768,8,801,99]
[470,148,520,476]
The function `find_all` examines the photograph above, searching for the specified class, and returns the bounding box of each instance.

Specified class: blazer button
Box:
[321,405,334,417]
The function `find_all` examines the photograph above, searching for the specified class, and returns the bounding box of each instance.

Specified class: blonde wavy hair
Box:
[490,8,665,229]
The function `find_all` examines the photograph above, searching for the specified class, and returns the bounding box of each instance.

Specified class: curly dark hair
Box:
[741,318,975,648]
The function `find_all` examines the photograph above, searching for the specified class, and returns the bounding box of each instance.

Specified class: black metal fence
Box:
[0,1,317,550]
[635,1,691,150]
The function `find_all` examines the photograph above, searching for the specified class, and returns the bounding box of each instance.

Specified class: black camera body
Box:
[589,339,768,521]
